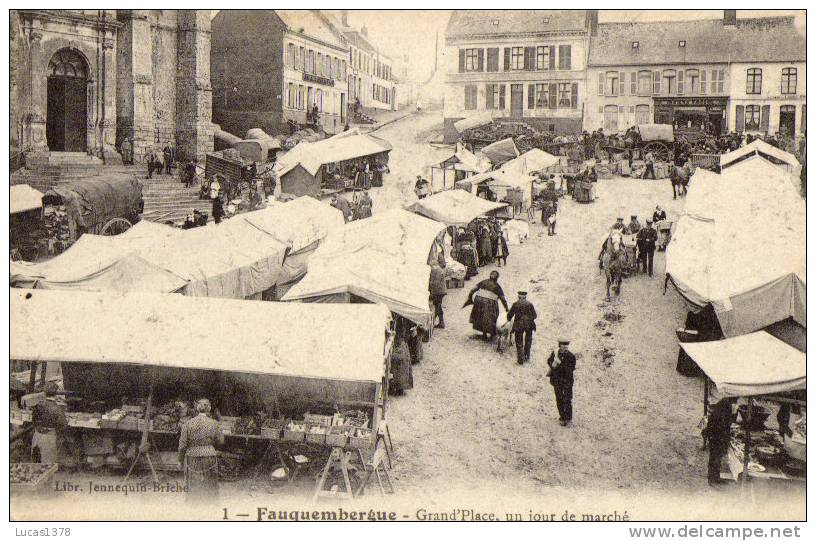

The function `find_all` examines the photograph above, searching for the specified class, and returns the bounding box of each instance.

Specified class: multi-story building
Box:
[9,9,213,166]
[211,10,349,137]
[585,11,805,141]
[332,12,396,112]
[443,10,595,140]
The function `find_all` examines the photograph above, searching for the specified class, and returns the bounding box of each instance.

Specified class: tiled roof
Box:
[589,16,805,67]
[446,10,589,39]
[276,10,347,50]
[342,30,377,54]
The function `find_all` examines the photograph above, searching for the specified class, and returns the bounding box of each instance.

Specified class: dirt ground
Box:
[11,112,805,521]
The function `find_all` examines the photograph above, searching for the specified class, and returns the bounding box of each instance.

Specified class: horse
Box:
[601,232,626,301]
[671,165,690,199]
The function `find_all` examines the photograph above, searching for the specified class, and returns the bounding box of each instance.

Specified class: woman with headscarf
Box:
[463,270,510,341]
[478,222,493,266]
[456,227,479,280]
[178,398,224,501]
[389,316,417,396]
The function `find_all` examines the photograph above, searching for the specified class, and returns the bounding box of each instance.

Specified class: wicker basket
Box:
[326,426,350,448]
[305,423,328,445]
[260,419,286,440]
[283,425,306,442]
[10,463,58,494]
[304,414,333,427]
[347,428,373,450]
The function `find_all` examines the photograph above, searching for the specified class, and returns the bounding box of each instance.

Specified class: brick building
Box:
[211,10,349,138]
[443,10,595,140]
[9,9,214,167]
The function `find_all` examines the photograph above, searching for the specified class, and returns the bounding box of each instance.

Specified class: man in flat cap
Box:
[507,291,537,364]
[547,339,577,427]
[637,219,658,276]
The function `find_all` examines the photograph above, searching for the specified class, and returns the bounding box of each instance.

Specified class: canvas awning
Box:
[720,139,800,171]
[681,332,806,397]
[479,138,519,165]
[10,184,44,214]
[11,288,391,383]
[407,190,507,226]
[638,123,674,143]
[238,196,345,253]
[666,157,805,337]
[453,111,494,133]
[276,134,393,177]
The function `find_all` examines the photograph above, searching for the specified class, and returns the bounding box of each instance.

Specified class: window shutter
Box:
[458,49,465,73]
[571,83,578,109]
[558,45,571,70]
[528,84,535,109]
[549,46,556,70]
[477,48,485,71]
[499,84,506,109]
[653,70,661,94]
[548,82,557,109]
[485,84,494,109]
[677,71,684,94]
[619,72,625,95]
[801,104,807,134]
[486,48,499,72]
[630,71,636,95]
[598,72,605,96]
[503,48,511,71]
[524,46,536,70]
[760,105,771,132]
[735,105,745,133]
[700,70,707,95]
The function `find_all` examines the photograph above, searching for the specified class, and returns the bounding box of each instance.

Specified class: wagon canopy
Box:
[681,332,805,398]
[10,184,44,214]
[42,174,143,229]
[232,138,281,162]
[276,134,393,177]
[638,124,675,143]
[407,189,507,226]
[11,288,391,384]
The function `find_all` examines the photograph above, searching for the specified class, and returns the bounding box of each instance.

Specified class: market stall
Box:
[681,332,806,484]
[479,137,519,167]
[406,189,507,227]
[11,288,394,499]
[275,134,393,198]
[10,184,45,262]
[426,146,492,193]
[719,139,801,178]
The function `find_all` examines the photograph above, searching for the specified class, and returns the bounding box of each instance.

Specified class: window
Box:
[637,70,651,96]
[535,83,549,108]
[597,72,605,96]
[486,48,499,72]
[746,68,762,94]
[781,68,797,94]
[287,82,295,108]
[653,71,661,95]
[297,85,305,110]
[663,69,676,94]
[744,105,761,130]
[288,43,296,68]
[632,41,639,49]
[604,105,619,132]
[605,71,619,96]
[677,70,684,95]
[486,84,499,109]
[711,69,725,93]
[298,47,305,70]
[464,85,478,110]
[635,104,650,125]
[536,46,550,70]
[317,53,323,77]
[630,71,636,95]
[511,47,524,70]
[678,40,686,48]
[307,50,315,74]
[334,58,340,80]
[686,69,699,95]
[558,82,571,107]
[465,48,479,71]
[558,45,571,70]
[700,70,707,95]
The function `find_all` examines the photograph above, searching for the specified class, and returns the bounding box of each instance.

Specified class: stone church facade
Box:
[9,9,214,168]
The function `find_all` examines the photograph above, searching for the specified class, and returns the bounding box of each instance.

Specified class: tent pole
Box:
[742,398,751,486]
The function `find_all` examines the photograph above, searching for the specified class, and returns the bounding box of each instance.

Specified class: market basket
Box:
[260,419,286,440]
[10,463,58,494]
[304,413,333,427]
[305,422,329,445]
[347,428,373,450]
[326,426,351,448]
[283,423,306,443]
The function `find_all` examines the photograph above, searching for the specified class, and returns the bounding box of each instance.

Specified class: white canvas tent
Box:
[11,288,391,384]
[453,111,494,134]
[407,189,507,226]
[480,138,519,165]
[681,332,805,397]
[275,134,393,177]
[720,139,801,177]
[666,158,805,337]
[466,148,560,205]
[10,184,44,214]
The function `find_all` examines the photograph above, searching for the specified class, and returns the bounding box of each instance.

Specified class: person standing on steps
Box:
[547,339,576,427]
[507,291,537,365]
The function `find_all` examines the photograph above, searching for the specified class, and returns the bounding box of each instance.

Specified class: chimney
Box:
[724,10,737,26]
[341,10,348,27]
[361,25,368,38]
[586,10,599,36]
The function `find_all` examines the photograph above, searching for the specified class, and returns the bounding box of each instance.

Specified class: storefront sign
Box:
[303,73,335,87]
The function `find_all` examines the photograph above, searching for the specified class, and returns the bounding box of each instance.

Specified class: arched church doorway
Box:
[46,48,89,152]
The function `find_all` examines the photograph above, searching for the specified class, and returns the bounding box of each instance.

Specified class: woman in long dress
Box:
[463,270,510,341]
[179,398,224,501]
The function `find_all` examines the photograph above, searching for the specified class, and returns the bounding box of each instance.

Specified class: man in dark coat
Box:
[702,398,734,486]
[636,220,658,276]
[163,144,174,175]
[429,259,447,329]
[547,339,577,426]
[507,291,537,364]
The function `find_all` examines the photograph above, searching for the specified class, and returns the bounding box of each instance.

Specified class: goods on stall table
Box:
[11,463,58,492]
[260,418,286,440]
[348,427,373,450]
[284,421,307,442]
[234,416,260,436]
[306,423,329,445]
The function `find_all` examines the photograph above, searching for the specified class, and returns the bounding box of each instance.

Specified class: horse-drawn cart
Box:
[601,123,675,163]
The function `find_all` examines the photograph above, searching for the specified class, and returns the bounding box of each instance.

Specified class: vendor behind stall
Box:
[702,398,735,487]
[179,398,224,500]
[31,382,72,467]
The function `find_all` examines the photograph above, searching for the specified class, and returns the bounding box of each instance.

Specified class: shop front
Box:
[653,97,728,139]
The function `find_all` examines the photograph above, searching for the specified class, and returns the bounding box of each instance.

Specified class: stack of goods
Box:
[259,417,285,439]
[101,408,125,429]
[729,424,787,474]
[151,400,191,433]
[283,420,307,442]
[234,415,260,436]
[66,412,102,429]
[42,205,72,254]
[11,463,58,492]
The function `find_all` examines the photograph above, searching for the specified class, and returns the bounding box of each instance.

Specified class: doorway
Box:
[46,49,88,152]
[510,84,523,118]
[779,105,796,139]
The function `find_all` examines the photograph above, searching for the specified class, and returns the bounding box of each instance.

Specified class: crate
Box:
[260,419,286,440]
[446,277,464,289]
[326,426,351,448]
[10,463,58,494]
[347,428,374,450]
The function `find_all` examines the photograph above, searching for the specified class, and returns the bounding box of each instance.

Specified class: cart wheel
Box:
[643,142,671,163]
[100,217,132,236]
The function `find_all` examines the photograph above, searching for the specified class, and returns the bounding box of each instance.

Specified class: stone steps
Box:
[140,175,214,225]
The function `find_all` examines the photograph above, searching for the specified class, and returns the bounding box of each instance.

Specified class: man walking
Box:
[636,219,658,276]
[429,258,447,329]
[547,339,576,426]
[507,291,537,365]
[642,151,656,179]
[163,143,174,176]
